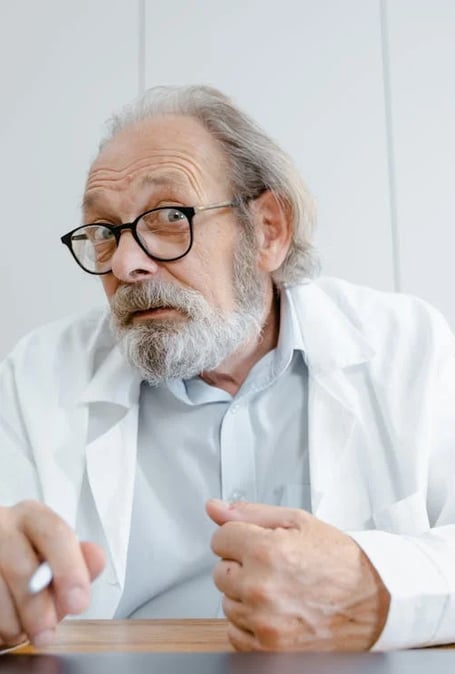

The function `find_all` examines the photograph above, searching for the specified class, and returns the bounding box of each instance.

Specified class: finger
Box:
[222,595,251,632]
[211,521,263,561]
[226,621,260,652]
[207,499,307,530]
[50,542,104,625]
[80,542,106,582]
[19,503,91,617]
[0,572,24,646]
[0,532,58,647]
[212,559,242,599]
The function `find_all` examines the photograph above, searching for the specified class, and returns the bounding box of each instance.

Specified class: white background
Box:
[0,0,453,358]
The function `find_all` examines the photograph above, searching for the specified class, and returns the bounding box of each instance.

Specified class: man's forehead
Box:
[82,171,193,210]
[95,114,224,164]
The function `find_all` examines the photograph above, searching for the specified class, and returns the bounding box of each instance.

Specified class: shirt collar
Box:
[273,286,306,373]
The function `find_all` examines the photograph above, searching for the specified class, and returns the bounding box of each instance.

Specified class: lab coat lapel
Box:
[36,405,89,528]
[307,371,357,516]
[85,404,139,587]
[81,346,142,589]
[288,282,375,521]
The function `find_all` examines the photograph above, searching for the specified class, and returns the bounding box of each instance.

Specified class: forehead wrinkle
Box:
[85,157,159,190]
[153,159,206,200]
[138,169,197,193]
[135,148,218,196]
[86,151,216,203]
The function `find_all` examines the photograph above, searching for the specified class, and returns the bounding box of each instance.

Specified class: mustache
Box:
[110,279,205,327]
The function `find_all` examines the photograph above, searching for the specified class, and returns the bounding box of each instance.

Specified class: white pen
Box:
[28,561,53,594]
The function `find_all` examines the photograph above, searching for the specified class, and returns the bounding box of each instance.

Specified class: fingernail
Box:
[32,629,55,649]
[209,498,234,510]
[65,587,88,614]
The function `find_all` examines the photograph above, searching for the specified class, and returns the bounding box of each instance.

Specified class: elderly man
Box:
[1,85,454,653]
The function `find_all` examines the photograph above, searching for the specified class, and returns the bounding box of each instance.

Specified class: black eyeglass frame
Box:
[60,200,240,275]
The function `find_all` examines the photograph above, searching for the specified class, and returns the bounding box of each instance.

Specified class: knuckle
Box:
[249,538,274,565]
[254,619,282,649]
[2,560,30,585]
[0,627,26,646]
[243,578,275,606]
[12,501,70,543]
[212,564,223,591]
[291,508,309,528]
[0,506,16,534]
[13,500,46,519]
[210,530,221,555]
[227,623,250,652]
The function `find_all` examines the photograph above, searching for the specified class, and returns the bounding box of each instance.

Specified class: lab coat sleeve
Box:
[350,310,455,649]
[0,353,42,504]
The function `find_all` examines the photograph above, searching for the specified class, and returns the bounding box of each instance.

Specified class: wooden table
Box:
[14,619,232,654]
[10,619,455,655]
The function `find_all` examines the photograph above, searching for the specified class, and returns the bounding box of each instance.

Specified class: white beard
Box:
[110,235,268,385]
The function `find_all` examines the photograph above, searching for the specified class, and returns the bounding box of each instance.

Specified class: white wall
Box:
[144,0,395,293]
[0,1,139,357]
[0,0,454,358]
[385,0,455,322]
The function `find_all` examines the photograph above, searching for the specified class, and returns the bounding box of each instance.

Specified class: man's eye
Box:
[93,226,114,241]
[161,208,186,223]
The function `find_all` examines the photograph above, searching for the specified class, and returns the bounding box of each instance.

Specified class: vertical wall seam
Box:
[380,0,401,292]
[138,0,146,95]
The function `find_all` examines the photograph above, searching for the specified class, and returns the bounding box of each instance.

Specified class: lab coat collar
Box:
[80,342,142,409]
[75,323,142,595]
[285,281,376,518]
[285,280,375,372]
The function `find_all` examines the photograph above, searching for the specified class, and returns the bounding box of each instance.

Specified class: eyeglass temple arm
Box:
[194,199,241,214]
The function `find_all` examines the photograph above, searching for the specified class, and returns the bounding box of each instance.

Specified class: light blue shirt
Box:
[115,290,309,618]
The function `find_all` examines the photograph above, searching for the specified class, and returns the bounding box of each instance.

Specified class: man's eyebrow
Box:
[81,192,102,212]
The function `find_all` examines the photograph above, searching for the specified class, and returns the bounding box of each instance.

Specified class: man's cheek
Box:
[101,276,118,299]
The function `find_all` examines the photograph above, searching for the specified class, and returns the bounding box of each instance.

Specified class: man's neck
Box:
[199,289,280,397]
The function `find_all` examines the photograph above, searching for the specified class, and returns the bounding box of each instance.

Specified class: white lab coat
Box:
[1,277,455,649]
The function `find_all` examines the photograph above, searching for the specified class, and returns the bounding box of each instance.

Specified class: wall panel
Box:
[0,1,139,357]
[386,0,455,326]
[144,0,395,293]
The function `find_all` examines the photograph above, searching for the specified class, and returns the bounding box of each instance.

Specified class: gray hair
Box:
[100,85,319,285]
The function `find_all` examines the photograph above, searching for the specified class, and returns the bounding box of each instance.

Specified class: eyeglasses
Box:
[60,201,238,275]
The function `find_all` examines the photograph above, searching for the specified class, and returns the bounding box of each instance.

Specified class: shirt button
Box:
[230,404,239,414]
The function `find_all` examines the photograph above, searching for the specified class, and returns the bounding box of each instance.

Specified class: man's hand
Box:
[0,500,105,649]
[206,499,390,651]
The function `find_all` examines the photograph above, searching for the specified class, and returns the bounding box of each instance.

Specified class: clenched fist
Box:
[206,499,390,651]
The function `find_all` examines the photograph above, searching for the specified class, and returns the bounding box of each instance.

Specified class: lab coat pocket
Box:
[372,491,430,535]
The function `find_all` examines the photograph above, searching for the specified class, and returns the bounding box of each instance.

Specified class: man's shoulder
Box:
[5,306,113,367]
[289,276,454,348]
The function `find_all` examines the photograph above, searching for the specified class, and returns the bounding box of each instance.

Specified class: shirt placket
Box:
[219,399,257,503]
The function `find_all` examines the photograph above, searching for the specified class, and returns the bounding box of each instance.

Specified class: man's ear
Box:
[251,190,292,273]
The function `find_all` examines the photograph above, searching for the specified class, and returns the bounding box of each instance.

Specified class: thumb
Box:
[80,541,106,582]
[206,498,307,530]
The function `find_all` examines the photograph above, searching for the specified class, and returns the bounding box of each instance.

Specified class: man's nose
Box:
[110,231,160,282]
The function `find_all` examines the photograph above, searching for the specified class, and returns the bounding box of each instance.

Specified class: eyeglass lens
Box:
[70,208,191,272]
